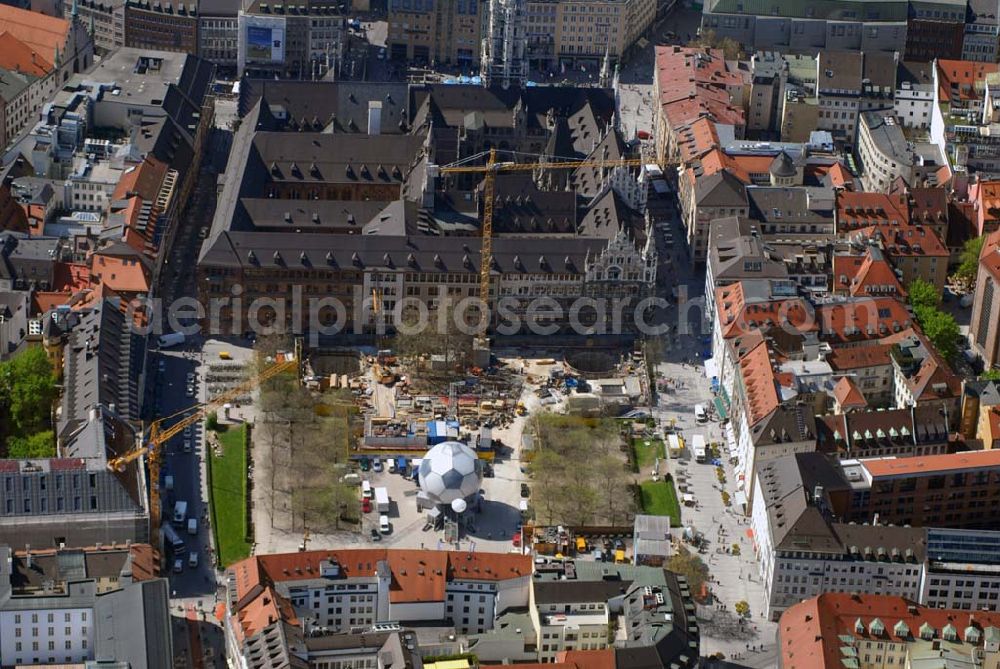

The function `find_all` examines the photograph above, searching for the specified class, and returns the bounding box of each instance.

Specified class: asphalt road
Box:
[151,119,231,666]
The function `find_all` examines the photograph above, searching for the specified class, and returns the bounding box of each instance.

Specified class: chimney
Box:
[368,101,382,136]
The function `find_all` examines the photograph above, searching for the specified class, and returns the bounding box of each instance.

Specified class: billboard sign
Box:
[238,14,286,66]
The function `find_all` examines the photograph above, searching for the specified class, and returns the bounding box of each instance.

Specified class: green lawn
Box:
[208,425,251,566]
[632,438,665,470]
[640,478,681,527]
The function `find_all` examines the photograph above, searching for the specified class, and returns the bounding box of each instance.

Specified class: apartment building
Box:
[123,0,199,53]
[906,0,967,61]
[840,450,1000,529]
[972,229,1000,370]
[0,300,149,549]
[529,558,699,666]
[235,0,346,78]
[198,0,240,70]
[652,45,746,166]
[64,0,124,53]
[0,544,169,668]
[894,60,936,129]
[224,549,532,668]
[964,0,1000,62]
[856,112,946,193]
[751,453,926,620]
[0,5,94,149]
[779,593,1000,668]
[699,0,907,54]
[922,528,1000,611]
[386,0,482,66]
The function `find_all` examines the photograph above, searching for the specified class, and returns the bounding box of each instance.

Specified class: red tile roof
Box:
[832,249,906,298]
[837,191,909,231]
[970,179,1000,235]
[780,593,1000,669]
[112,157,168,202]
[0,30,53,76]
[675,117,720,164]
[655,46,746,130]
[0,6,70,65]
[90,253,150,295]
[863,449,1000,477]
[737,336,780,426]
[227,549,532,645]
[832,376,866,409]
[715,282,815,340]
[827,344,893,370]
[816,297,913,344]
[980,229,1000,283]
[557,649,616,669]
[52,262,91,293]
[936,59,998,104]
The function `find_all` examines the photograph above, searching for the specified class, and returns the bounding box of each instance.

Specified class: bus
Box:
[692,434,707,463]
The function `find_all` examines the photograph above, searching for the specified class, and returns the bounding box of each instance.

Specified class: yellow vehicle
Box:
[576,537,587,553]
[219,351,232,360]
[516,402,527,416]
[614,549,625,564]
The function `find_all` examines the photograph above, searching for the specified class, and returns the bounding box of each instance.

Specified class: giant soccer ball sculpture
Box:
[418,441,483,506]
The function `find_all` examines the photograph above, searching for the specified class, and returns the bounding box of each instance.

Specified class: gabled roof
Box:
[937,59,998,103]
[780,594,1000,669]
[695,169,748,207]
[0,31,53,76]
[0,6,70,64]
[816,296,913,344]
[832,376,867,409]
[833,246,906,297]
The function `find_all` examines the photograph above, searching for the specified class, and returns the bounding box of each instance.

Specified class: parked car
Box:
[373,458,383,472]
[362,498,372,513]
[359,456,371,472]
[370,528,381,541]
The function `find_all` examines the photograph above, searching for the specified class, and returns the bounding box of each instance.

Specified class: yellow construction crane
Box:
[107,340,302,531]
[438,151,644,318]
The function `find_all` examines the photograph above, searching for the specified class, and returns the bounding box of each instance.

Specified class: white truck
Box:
[158,332,186,348]
[187,518,198,536]
[692,434,707,463]
[374,486,390,514]
[173,500,188,524]
[162,522,186,555]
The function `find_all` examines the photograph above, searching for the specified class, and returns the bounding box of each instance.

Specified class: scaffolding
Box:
[481,0,527,89]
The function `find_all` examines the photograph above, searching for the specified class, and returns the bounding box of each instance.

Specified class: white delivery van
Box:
[695,404,708,423]
[187,518,198,535]
[379,515,391,534]
[362,480,373,499]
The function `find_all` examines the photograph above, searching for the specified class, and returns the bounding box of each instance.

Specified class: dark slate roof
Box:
[533,580,631,605]
[694,170,747,207]
[750,402,817,446]
[239,79,410,134]
[58,300,144,442]
[199,230,601,275]
[95,578,173,669]
[770,151,796,177]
